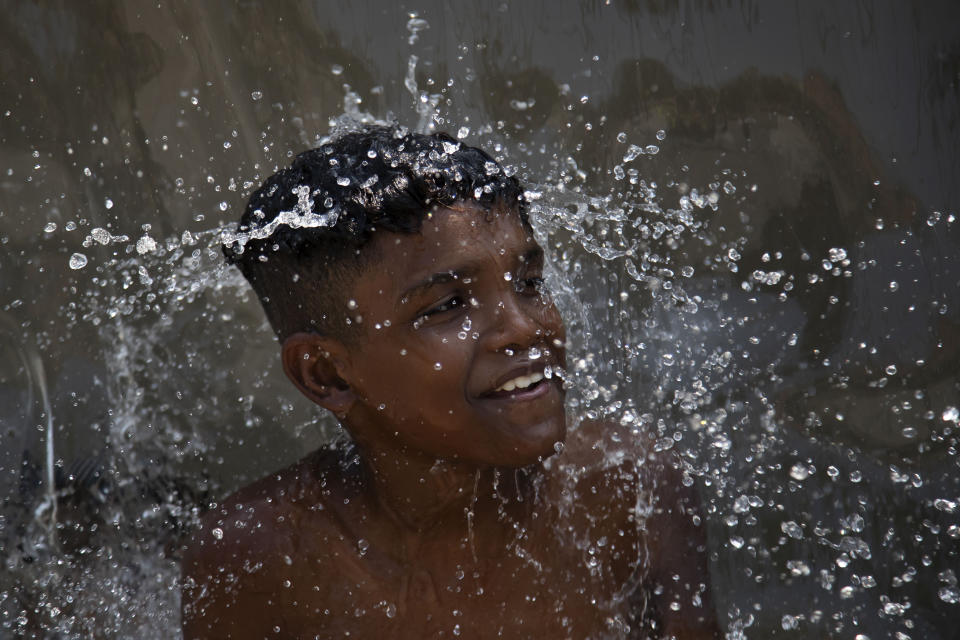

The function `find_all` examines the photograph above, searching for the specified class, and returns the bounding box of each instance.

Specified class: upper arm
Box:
[181,506,288,640]
[640,449,722,638]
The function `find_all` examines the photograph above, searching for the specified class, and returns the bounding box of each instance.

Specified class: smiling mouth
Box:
[495,371,544,392]
[482,365,564,401]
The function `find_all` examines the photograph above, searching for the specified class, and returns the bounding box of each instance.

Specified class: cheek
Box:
[538,301,566,338]
[364,336,471,396]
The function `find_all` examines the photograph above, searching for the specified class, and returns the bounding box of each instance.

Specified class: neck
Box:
[353,436,538,535]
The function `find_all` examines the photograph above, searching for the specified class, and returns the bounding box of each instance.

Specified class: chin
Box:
[502,415,567,466]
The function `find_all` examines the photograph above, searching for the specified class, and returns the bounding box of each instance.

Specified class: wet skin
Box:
[182,205,720,639]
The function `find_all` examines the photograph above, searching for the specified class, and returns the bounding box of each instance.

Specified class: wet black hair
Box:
[224,124,528,341]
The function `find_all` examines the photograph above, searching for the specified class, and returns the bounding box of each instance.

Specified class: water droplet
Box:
[644,144,659,155]
[934,499,957,513]
[251,90,263,101]
[357,538,369,556]
[136,235,157,255]
[733,496,751,513]
[211,527,224,540]
[901,427,918,439]
[68,253,88,270]
[681,266,695,277]
[331,64,344,75]
[89,227,110,245]
[347,299,358,310]
[337,176,350,186]
[661,353,675,366]
[729,536,745,549]
[616,132,627,143]
[942,406,959,423]
[789,463,810,481]
[406,15,429,45]
[938,586,959,604]
[828,247,847,262]
[622,144,642,162]
[656,129,666,141]
[528,347,541,360]
[781,521,803,539]
[43,222,57,233]
[503,272,513,281]
[888,281,899,292]
[434,362,443,371]
[885,364,897,376]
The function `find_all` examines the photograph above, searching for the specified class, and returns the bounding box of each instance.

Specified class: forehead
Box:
[364,205,537,291]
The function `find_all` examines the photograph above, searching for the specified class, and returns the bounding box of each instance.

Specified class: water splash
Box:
[4,9,958,638]
[404,54,442,134]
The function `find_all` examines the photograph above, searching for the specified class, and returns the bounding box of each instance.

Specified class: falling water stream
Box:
[1,2,958,638]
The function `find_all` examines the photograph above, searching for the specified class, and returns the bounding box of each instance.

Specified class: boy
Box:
[181,125,720,638]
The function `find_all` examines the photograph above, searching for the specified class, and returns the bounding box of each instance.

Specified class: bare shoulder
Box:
[556,419,720,635]
[184,445,339,558]
[559,418,649,467]
[181,445,353,639]
[561,418,695,495]
[545,419,648,546]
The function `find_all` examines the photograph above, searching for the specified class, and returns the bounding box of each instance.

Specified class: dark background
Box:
[1,1,958,637]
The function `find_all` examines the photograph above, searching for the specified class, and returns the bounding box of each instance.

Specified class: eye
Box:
[420,295,465,320]
[516,275,545,295]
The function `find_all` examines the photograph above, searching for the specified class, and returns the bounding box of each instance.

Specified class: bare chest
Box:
[272,513,642,639]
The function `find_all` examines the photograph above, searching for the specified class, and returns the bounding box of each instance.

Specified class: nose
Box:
[485,291,555,355]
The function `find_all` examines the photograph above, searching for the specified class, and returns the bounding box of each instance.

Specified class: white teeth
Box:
[496,371,544,393]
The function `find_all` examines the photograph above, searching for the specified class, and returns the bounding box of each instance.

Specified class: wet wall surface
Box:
[1,1,958,637]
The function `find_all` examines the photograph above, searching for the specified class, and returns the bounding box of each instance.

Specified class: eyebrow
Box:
[399,263,483,303]
[399,246,544,303]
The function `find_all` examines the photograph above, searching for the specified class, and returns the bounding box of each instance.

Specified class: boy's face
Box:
[339,203,567,466]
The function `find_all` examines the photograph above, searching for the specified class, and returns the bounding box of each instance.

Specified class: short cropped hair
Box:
[223,125,528,341]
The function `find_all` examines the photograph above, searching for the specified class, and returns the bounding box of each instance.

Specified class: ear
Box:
[281,332,356,417]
